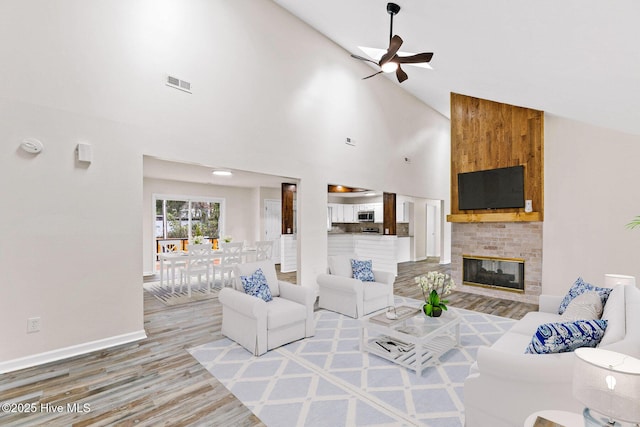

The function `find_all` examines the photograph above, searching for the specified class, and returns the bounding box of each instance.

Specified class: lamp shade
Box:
[604,274,636,288]
[573,348,640,423]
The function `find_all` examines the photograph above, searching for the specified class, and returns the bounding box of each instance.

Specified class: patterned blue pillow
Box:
[558,277,613,314]
[351,259,375,282]
[524,319,608,354]
[240,268,272,302]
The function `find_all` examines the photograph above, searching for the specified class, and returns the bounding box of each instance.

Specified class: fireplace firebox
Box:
[462,255,525,292]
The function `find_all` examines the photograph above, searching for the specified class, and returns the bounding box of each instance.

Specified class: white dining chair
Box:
[158,240,182,253]
[179,243,212,297]
[255,240,274,261]
[212,242,244,288]
[157,240,186,288]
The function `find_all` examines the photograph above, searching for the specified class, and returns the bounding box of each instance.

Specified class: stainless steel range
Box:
[361,227,380,233]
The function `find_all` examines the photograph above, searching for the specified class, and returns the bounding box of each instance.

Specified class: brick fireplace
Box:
[451,222,542,304]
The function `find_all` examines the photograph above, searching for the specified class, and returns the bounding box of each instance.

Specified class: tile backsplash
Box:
[330,222,410,236]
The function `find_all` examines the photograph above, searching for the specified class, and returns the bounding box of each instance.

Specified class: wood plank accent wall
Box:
[281,183,296,234]
[448,93,544,223]
[383,192,397,235]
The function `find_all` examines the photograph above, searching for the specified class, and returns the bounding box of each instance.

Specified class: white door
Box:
[265,199,282,263]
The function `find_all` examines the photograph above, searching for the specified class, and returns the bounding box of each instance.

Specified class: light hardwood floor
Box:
[0,259,537,426]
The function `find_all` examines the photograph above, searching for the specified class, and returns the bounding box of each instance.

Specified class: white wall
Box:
[0,99,146,368]
[0,0,449,368]
[543,115,640,294]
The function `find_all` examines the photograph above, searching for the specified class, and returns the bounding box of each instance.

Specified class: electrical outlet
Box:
[345,137,356,146]
[27,317,41,333]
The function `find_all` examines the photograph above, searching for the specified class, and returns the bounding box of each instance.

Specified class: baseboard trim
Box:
[0,330,147,374]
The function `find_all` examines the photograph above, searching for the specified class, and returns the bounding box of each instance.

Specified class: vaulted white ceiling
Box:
[273,0,640,136]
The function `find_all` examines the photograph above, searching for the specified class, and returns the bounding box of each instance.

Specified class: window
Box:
[154,196,224,241]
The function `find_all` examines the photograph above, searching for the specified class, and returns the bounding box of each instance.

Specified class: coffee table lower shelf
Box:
[362,334,458,376]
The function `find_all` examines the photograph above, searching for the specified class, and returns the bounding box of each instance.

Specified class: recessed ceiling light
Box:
[212,170,232,176]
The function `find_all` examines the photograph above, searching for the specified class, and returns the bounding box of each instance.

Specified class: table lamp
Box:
[573,347,640,426]
[604,274,636,288]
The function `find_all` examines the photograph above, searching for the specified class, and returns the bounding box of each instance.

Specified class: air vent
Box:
[166,75,192,93]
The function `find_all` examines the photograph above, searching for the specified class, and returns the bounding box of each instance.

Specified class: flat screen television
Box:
[458,165,525,210]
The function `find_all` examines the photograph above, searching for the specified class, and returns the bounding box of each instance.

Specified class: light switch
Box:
[76,143,92,163]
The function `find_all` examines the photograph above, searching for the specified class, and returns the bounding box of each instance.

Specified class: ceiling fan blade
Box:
[396,65,408,83]
[379,35,403,65]
[362,70,384,80]
[397,52,434,64]
[350,53,379,65]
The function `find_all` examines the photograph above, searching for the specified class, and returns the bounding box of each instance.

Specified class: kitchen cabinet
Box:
[328,203,360,223]
[343,204,356,223]
[396,201,409,222]
[328,203,338,222]
[330,203,344,223]
[373,203,383,223]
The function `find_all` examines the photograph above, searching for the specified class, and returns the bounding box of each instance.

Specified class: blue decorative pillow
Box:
[240,268,272,302]
[558,277,613,314]
[351,259,375,282]
[524,319,608,354]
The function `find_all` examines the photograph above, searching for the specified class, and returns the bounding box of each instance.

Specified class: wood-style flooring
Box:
[0,259,537,426]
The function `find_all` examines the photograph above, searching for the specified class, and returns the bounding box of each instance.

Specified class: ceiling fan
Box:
[351,2,433,83]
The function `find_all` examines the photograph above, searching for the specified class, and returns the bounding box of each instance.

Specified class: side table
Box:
[523,410,583,427]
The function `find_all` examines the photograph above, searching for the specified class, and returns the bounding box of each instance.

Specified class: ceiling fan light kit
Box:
[351,2,433,83]
[381,62,398,73]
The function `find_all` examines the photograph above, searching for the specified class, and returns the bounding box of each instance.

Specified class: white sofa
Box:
[316,255,395,318]
[464,283,640,427]
[218,260,315,356]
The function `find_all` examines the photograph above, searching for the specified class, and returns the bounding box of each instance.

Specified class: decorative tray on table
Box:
[369,305,420,325]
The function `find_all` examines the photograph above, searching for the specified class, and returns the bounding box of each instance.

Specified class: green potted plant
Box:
[192,223,205,244]
[626,216,640,229]
[415,271,456,317]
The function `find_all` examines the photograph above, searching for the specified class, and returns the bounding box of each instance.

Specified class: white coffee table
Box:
[359,306,461,376]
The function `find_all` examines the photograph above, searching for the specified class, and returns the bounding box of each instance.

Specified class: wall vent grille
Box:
[166,75,192,93]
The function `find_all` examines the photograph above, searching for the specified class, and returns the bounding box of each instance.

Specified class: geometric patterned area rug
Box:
[189,296,516,427]
[143,281,219,306]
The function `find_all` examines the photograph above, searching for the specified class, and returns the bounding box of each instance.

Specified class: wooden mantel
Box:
[449,93,544,223]
[447,212,542,223]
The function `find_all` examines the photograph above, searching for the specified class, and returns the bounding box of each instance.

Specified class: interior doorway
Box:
[425,200,442,260]
[264,199,282,263]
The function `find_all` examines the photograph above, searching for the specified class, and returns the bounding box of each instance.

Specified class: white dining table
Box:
[158,249,256,289]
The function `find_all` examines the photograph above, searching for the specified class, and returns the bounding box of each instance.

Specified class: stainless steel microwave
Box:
[357,211,375,222]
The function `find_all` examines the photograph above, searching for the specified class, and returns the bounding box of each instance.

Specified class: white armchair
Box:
[316,255,395,318]
[218,260,315,356]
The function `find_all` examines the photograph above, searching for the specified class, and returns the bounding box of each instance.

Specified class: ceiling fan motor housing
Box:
[387,3,400,16]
